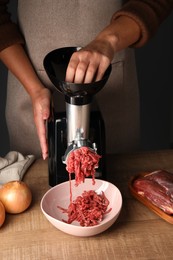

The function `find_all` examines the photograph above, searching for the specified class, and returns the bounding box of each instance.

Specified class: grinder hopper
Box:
[44,47,111,186]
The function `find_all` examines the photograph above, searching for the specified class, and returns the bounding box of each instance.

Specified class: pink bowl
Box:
[40,179,122,237]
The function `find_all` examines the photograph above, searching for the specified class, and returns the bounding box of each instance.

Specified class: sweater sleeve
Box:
[0,0,24,52]
[111,0,173,47]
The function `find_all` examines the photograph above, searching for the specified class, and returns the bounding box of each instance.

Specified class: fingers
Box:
[65,52,95,83]
[65,58,79,83]
[74,62,99,83]
[34,109,48,160]
[38,119,48,160]
[65,50,110,84]
[41,100,50,121]
[40,102,50,160]
[33,90,51,160]
[95,59,110,82]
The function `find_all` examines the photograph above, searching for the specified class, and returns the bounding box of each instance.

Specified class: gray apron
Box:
[6,0,140,157]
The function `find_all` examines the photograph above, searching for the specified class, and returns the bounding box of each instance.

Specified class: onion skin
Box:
[0,181,32,214]
[0,200,5,227]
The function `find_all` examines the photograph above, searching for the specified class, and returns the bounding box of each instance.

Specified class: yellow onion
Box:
[0,181,32,214]
[0,200,5,227]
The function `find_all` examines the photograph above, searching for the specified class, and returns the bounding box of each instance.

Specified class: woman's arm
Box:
[66,15,141,84]
[0,1,50,159]
[0,0,24,51]
[112,0,173,47]
[66,0,173,84]
[0,44,51,159]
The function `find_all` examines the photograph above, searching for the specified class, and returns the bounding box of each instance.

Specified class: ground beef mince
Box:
[57,147,112,227]
[66,147,101,186]
[57,190,112,226]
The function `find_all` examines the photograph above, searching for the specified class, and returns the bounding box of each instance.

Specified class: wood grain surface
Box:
[1,150,173,260]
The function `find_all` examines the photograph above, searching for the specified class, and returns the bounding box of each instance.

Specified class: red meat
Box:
[58,147,111,227]
[66,147,101,186]
[133,178,173,215]
[145,170,173,198]
[57,190,112,226]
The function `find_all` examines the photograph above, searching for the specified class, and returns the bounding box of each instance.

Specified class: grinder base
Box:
[48,110,106,187]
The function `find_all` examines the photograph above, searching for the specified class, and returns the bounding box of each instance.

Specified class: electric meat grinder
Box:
[44,47,112,186]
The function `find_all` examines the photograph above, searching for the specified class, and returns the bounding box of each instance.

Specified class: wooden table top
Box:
[1,149,173,260]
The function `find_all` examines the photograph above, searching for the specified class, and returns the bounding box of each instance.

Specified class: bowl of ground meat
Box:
[40,179,122,237]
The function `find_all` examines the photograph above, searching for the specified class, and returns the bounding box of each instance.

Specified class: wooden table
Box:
[1,150,173,260]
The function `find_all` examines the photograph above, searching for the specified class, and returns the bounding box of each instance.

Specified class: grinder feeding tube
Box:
[44,47,111,186]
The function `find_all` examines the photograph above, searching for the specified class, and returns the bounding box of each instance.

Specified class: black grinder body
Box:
[44,47,111,187]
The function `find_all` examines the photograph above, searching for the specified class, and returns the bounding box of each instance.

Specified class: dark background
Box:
[0,2,173,156]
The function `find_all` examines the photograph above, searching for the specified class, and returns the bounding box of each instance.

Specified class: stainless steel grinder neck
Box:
[62,95,96,164]
[66,102,90,145]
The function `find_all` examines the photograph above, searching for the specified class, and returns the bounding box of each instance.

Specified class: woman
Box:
[0,0,172,159]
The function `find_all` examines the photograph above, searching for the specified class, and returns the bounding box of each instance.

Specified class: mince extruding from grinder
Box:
[133,170,173,215]
[57,190,112,226]
[66,146,101,186]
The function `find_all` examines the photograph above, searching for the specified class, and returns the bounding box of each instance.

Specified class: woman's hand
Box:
[0,44,52,159]
[65,36,115,84]
[65,15,141,84]
[31,87,51,160]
